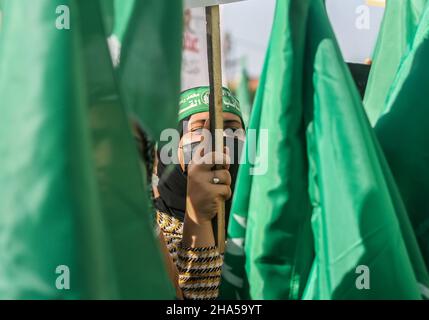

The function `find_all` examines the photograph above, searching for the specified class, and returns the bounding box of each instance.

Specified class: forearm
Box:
[182,215,215,248]
[182,198,216,248]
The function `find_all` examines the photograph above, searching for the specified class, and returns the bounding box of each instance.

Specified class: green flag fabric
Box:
[0,0,108,299]
[364,0,428,125]
[0,0,174,299]
[236,60,253,128]
[100,0,114,35]
[374,1,429,276]
[109,0,134,44]
[0,1,3,33]
[109,0,183,141]
[221,0,429,300]
[221,0,316,300]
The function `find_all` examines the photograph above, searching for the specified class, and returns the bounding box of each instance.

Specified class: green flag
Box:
[0,0,174,299]
[221,0,316,300]
[236,60,253,128]
[108,0,183,141]
[0,1,3,33]
[100,0,114,35]
[302,0,428,300]
[81,0,176,300]
[364,0,428,125]
[374,1,429,277]
[221,0,428,300]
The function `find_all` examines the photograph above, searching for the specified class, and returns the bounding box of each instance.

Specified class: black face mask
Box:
[155,159,188,221]
[155,136,244,230]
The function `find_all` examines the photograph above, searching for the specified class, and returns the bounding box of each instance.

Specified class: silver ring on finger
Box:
[212,175,221,184]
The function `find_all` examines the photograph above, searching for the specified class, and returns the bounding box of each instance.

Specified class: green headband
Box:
[178,86,243,124]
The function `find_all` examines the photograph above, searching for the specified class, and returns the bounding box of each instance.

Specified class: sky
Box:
[221,0,276,80]
[326,0,385,63]
[220,0,385,80]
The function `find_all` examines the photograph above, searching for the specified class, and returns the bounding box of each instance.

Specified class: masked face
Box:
[156,112,245,229]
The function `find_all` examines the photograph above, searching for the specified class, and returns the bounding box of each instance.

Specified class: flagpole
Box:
[205,5,225,254]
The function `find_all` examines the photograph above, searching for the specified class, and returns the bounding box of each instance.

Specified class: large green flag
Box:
[108,0,183,141]
[0,1,3,33]
[221,0,316,300]
[221,0,429,300]
[100,0,114,35]
[374,1,429,276]
[302,0,428,300]
[364,0,428,125]
[0,0,174,299]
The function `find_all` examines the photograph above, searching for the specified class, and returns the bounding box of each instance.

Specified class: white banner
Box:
[185,0,244,9]
[181,7,227,91]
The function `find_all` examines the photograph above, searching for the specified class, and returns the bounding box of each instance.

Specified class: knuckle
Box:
[225,186,232,200]
[221,170,231,184]
[226,173,232,186]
